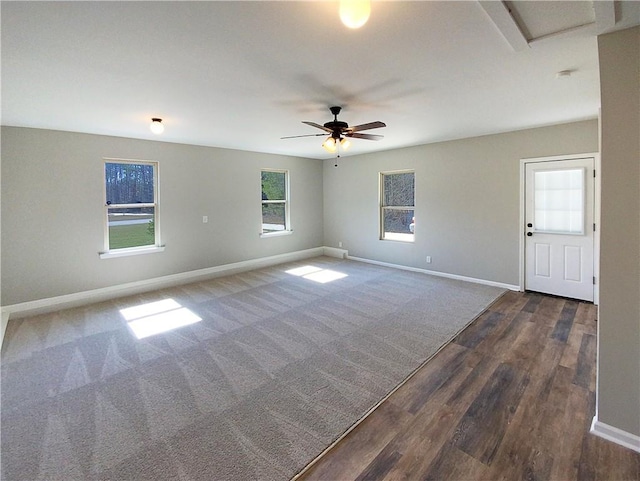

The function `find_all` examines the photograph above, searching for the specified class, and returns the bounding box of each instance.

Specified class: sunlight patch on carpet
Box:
[285,265,348,283]
[120,299,202,339]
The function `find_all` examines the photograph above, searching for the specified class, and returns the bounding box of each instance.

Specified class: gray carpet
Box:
[1,256,505,481]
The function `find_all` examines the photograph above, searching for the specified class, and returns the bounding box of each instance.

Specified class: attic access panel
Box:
[505,0,596,41]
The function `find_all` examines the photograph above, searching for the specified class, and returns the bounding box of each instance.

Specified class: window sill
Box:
[260,230,293,238]
[99,245,165,259]
[381,233,415,243]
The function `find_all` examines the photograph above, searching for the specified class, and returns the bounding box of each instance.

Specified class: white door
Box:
[525,157,594,301]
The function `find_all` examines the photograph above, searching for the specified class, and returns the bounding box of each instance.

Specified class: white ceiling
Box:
[2,1,639,160]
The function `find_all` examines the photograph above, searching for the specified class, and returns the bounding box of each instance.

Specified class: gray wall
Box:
[1,127,324,305]
[323,120,598,286]
[597,26,640,438]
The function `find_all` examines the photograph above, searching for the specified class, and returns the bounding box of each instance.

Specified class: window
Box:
[103,160,160,255]
[381,171,415,242]
[534,168,585,234]
[261,169,290,235]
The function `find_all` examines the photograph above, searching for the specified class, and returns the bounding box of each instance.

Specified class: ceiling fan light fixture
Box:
[340,137,351,150]
[149,118,164,135]
[339,0,371,29]
[322,136,337,153]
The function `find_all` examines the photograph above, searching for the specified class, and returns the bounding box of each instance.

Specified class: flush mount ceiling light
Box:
[339,0,371,29]
[149,118,164,135]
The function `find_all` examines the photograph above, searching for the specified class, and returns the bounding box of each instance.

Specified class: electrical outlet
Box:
[202,216,208,223]
[426,256,432,264]
[338,241,343,248]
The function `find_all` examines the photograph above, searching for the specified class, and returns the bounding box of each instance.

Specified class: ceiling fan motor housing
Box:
[325,106,348,137]
[324,121,349,136]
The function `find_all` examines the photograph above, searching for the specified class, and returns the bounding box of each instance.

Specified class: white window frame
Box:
[100,158,164,259]
[380,170,415,242]
[260,169,292,237]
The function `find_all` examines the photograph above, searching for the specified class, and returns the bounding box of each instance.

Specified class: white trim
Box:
[594,1,616,33]
[259,230,293,238]
[591,417,640,453]
[1,247,324,321]
[519,159,526,292]
[528,23,596,46]
[0,246,514,337]
[347,255,519,291]
[593,152,601,306]
[478,0,529,51]
[0,310,10,352]
[381,232,415,243]
[323,246,348,259]
[99,245,165,259]
[519,152,600,304]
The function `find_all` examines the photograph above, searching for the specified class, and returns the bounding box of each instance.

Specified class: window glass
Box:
[261,170,286,200]
[383,208,415,235]
[108,207,155,249]
[381,171,415,241]
[105,163,155,204]
[105,161,158,250]
[261,170,290,235]
[384,172,415,207]
[534,168,584,234]
[262,204,286,233]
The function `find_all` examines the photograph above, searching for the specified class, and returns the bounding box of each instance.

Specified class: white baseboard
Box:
[0,247,516,347]
[591,417,640,453]
[1,247,325,324]
[323,246,348,259]
[0,310,10,352]
[347,255,520,291]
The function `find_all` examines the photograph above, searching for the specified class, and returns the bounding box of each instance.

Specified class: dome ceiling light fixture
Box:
[339,0,371,29]
[149,117,164,135]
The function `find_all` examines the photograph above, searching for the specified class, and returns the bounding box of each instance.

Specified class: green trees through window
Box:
[105,161,158,250]
[261,170,289,234]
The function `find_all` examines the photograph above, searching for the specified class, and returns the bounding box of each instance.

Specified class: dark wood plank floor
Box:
[297,291,640,481]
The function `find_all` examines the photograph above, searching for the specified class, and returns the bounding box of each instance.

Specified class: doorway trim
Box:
[519,152,601,304]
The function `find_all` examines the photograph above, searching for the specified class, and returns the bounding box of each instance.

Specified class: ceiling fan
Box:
[281,106,386,153]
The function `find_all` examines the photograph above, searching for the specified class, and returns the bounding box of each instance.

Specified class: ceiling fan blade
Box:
[348,121,386,133]
[346,132,384,140]
[281,133,327,139]
[302,121,333,133]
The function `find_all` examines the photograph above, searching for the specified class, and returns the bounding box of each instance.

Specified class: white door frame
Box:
[519,152,601,304]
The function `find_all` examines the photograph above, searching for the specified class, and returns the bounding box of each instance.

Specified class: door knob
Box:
[527,232,533,236]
